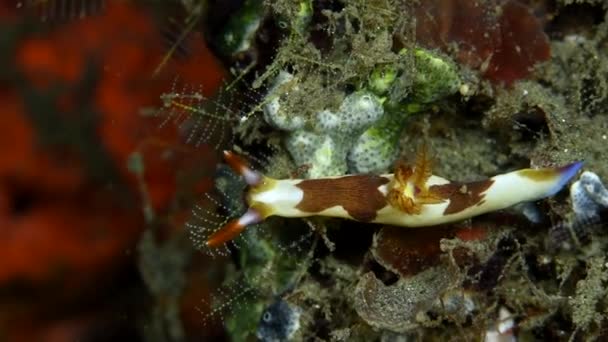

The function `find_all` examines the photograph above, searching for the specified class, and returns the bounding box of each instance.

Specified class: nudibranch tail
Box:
[550,161,585,196]
[440,160,584,222]
[509,161,584,199]
[376,160,584,227]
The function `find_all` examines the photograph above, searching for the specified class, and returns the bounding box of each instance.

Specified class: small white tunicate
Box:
[570,171,608,220]
[263,97,305,131]
[264,98,280,117]
[336,92,384,133]
[459,84,470,96]
[564,34,586,44]
[285,131,321,165]
[315,109,341,132]
[262,71,305,130]
[347,129,397,174]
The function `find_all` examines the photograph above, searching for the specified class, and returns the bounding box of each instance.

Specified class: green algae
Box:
[570,255,608,335]
[215,0,265,57]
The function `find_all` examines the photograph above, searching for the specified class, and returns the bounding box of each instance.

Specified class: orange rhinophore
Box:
[206,208,262,248]
[223,151,263,186]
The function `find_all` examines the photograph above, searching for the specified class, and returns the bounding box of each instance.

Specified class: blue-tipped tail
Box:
[547,161,584,196]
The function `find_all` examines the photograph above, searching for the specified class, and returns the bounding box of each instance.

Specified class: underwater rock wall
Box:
[4,0,608,341]
[177,0,608,340]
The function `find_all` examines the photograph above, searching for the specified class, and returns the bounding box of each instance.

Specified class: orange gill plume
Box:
[387,144,445,214]
[387,164,416,214]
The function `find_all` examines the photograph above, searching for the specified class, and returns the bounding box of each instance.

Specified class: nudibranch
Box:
[206,149,583,248]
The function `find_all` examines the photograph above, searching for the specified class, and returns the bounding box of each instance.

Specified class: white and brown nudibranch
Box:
[206,148,583,248]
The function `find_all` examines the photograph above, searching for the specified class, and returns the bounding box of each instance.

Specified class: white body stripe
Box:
[250,180,305,217]
[482,170,566,212]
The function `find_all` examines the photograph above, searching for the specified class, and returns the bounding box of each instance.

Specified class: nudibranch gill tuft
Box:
[387,145,445,214]
[206,150,583,248]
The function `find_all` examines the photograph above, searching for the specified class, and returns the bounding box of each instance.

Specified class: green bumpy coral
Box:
[407,48,461,104]
[263,48,461,178]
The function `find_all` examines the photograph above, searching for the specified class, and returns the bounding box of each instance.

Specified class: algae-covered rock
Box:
[571,256,608,327]
[263,71,306,131]
[216,0,265,56]
[285,130,348,177]
[353,267,455,333]
[261,45,461,177]
[269,86,386,177]
[347,112,403,174]
[407,48,461,104]
[314,91,384,135]
[257,298,302,342]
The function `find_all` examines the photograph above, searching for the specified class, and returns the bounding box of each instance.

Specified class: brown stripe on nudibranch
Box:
[296,175,390,221]
[430,179,494,215]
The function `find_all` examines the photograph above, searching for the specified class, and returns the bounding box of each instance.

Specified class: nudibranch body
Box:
[206,149,583,248]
